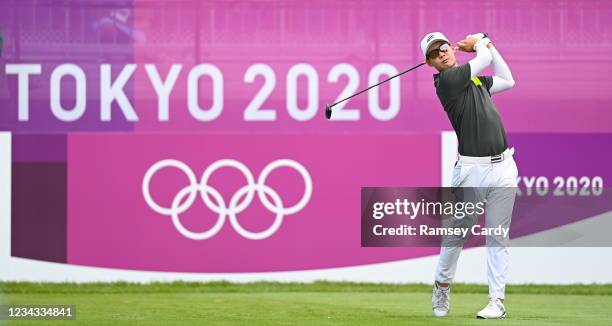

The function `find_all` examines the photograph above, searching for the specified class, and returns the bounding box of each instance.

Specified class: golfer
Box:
[420,32,518,319]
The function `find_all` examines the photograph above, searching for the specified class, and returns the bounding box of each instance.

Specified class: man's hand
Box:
[466,33,488,40]
[457,33,493,52]
[456,37,479,52]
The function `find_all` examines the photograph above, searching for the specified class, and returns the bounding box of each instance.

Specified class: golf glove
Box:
[467,33,491,45]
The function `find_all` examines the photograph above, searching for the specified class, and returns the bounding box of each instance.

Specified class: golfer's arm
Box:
[489,46,515,94]
[468,39,492,78]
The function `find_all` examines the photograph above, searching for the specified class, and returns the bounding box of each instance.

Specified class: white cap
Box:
[420,32,450,57]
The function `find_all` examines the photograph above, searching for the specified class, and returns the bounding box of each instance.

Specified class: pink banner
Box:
[5,0,612,275]
[2,1,611,133]
[67,133,440,272]
[130,0,612,133]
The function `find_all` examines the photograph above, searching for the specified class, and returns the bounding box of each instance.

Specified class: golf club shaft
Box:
[328,62,426,109]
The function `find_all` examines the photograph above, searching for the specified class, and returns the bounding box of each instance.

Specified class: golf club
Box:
[325,62,426,120]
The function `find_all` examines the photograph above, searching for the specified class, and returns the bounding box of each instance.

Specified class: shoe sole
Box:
[476,312,506,319]
[432,309,449,317]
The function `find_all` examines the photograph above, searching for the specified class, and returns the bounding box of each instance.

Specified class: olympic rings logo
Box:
[142,159,312,240]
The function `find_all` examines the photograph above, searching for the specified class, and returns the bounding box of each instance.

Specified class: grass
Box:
[1,282,611,325]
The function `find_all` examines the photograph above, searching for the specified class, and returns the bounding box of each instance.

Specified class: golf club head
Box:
[325,104,332,120]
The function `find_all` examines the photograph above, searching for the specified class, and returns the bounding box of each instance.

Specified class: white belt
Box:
[459,147,514,164]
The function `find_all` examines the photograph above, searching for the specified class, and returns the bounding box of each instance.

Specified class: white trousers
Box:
[435,153,518,299]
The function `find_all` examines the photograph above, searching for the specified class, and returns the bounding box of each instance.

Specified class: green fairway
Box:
[2,282,611,325]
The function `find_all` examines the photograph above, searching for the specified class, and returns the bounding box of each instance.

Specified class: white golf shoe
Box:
[476,298,506,319]
[431,283,450,317]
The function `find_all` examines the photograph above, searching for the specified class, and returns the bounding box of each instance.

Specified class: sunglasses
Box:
[427,42,451,59]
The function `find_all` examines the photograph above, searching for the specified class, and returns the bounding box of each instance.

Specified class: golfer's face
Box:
[427,41,456,71]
